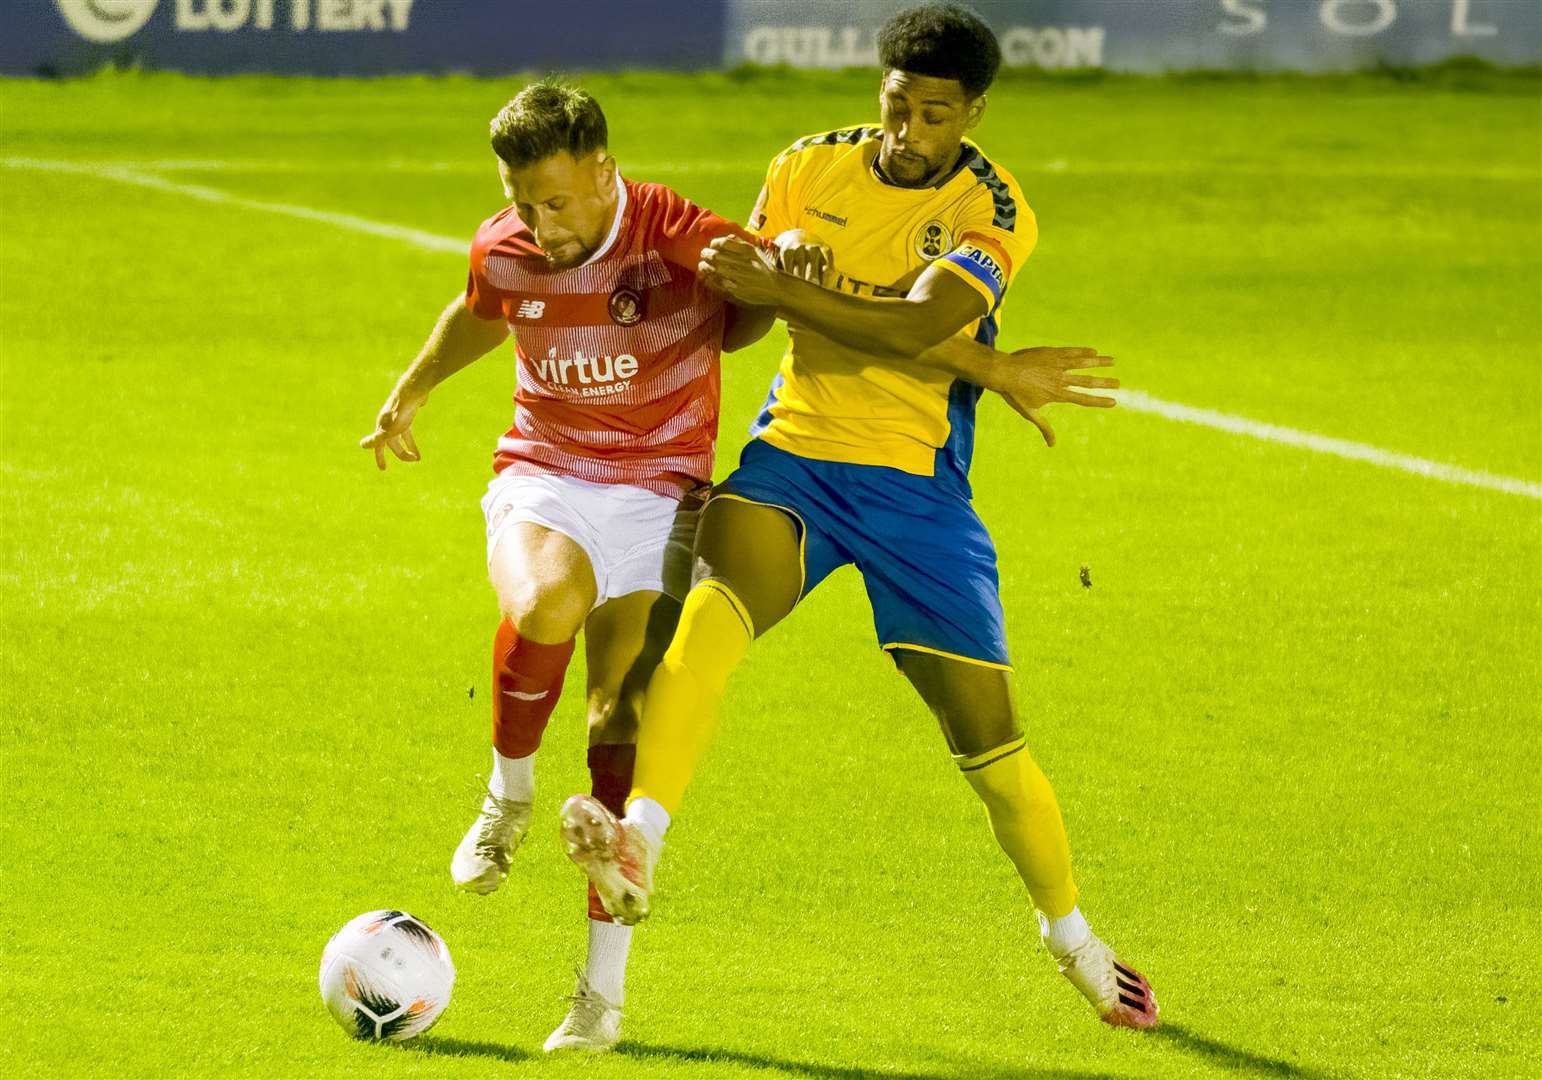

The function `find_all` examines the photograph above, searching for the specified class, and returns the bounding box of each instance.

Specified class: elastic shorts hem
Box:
[881,641,1013,673]
[482,472,695,607]
[485,508,606,609]
[706,491,809,599]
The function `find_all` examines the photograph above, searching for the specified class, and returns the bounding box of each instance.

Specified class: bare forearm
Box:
[773,275,945,361]
[779,285,1004,385]
[911,330,1009,387]
[700,234,991,368]
[395,295,510,398]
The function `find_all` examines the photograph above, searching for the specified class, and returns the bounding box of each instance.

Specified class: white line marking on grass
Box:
[7,156,1537,501]
[1116,390,1542,500]
[1036,159,1539,181]
[0,157,761,176]
[0,157,464,254]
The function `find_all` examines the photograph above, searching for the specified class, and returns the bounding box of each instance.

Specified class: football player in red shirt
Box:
[360,80,775,1052]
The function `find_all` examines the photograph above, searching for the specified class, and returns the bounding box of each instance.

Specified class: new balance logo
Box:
[515,299,546,320]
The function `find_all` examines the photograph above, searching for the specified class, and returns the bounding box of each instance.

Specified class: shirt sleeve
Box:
[747,150,797,240]
[464,238,505,321]
[654,189,772,271]
[932,182,1038,314]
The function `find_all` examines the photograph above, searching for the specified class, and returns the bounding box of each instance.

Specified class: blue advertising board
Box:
[1,0,726,76]
[728,0,1542,73]
[2,0,1538,76]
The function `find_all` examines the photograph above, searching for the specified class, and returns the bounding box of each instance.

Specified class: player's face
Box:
[876,71,984,187]
[500,151,619,269]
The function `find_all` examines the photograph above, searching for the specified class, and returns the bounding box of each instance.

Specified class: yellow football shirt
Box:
[746,125,1036,485]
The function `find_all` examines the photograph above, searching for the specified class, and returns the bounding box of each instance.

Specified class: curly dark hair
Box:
[489,78,608,169]
[877,3,1001,98]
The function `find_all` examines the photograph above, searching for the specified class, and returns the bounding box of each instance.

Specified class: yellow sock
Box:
[629,580,754,815]
[958,737,1079,918]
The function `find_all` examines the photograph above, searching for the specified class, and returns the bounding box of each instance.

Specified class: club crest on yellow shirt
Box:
[915,220,953,261]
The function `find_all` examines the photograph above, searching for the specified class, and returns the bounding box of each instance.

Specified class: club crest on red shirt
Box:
[608,287,644,326]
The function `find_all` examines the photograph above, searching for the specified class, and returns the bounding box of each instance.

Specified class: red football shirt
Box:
[466,176,752,498]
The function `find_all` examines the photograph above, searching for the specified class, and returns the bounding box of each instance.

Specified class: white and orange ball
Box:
[318,910,455,1041]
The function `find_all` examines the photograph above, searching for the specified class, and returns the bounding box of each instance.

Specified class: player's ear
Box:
[965,94,986,131]
[497,157,515,200]
[595,150,617,191]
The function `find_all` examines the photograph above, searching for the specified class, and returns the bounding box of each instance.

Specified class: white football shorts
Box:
[480,470,700,607]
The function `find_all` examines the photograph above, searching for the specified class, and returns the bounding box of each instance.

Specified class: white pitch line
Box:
[0,156,761,176]
[5,155,1538,502]
[1116,390,1541,500]
[0,157,464,255]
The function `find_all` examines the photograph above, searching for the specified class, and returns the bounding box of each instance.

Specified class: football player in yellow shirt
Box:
[560,3,1158,1029]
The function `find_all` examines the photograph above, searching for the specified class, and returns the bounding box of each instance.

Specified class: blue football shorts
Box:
[715,438,1011,670]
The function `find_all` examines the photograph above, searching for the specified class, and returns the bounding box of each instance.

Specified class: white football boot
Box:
[543,971,622,1053]
[1052,931,1160,1029]
[558,794,659,925]
[450,792,531,894]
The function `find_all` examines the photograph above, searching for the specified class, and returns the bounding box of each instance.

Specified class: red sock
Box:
[491,618,574,759]
[586,743,637,922]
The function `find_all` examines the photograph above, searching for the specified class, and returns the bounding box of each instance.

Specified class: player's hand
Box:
[699,235,785,307]
[359,387,425,470]
[991,347,1118,448]
[773,230,835,285]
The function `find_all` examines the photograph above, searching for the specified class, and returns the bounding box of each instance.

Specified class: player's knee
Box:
[941,709,1020,759]
[660,635,733,695]
[496,577,587,642]
[959,737,1038,809]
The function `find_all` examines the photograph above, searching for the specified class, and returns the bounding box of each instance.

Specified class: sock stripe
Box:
[697,579,755,639]
[953,735,1027,773]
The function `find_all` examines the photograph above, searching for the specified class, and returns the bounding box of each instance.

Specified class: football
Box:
[318,910,455,1042]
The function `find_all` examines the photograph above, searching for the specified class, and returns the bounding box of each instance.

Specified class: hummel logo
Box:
[515,299,546,320]
[805,206,848,227]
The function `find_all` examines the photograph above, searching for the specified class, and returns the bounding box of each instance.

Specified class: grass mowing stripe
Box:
[6,154,1535,507]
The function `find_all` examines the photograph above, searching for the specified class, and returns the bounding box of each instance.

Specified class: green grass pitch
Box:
[2,68,1539,1079]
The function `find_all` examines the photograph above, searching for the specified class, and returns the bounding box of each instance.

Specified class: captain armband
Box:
[937,242,1009,312]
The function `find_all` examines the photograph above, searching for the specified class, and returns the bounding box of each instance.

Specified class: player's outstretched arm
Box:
[360,294,510,470]
[699,235,1116,446]
[915,334,1119,448]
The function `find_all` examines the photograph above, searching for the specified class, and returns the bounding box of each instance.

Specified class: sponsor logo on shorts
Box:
[608,287,644,327]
